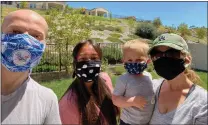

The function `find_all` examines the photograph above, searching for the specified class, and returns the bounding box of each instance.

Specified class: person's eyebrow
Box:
[8,25,44,36]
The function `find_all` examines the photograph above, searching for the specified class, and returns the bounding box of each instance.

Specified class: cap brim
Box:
[148,42,183,54]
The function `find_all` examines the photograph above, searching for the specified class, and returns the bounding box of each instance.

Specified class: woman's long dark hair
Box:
[61,40,119,125]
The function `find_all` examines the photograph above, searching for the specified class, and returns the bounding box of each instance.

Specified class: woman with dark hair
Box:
[59,40,119,125]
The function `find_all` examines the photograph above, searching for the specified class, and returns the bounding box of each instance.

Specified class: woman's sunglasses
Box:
[150,48,182,61]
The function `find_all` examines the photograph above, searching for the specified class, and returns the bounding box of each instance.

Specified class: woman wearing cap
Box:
[148,33,207,124]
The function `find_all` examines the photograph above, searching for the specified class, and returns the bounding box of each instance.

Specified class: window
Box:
[30,4,33,8]
[8,1,12,5]
[1,1,9,4]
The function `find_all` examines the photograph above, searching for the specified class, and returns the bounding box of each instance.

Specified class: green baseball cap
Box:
[148,33,189,54]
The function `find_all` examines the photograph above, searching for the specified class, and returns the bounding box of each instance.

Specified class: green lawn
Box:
[41,71,207,100]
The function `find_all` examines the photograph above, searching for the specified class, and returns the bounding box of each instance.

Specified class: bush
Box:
[102,46,122,64]
[128,34,140,39]
[92,24,105,31]
[107,36,123,43]
[146,62,154,72]
[153,17,162,28]
[113,65,125,75]
[110,33,122,38]
[115,27,123,33]
[32,65,58,73]
[105,26,123,33]
[97,32,104,36]
[123,38,134,42]
[91,38,104,42]
[105,26,115,31]
[135,23,158,40]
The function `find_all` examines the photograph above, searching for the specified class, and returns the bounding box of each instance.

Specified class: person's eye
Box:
[136,59,142,62]
[31,34,41,40]
[91,56,100,61]
[12,30,23,34]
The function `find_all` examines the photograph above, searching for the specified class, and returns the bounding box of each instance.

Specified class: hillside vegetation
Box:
[1,6,207,44]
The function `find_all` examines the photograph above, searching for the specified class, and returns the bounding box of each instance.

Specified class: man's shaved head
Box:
[2,9,48,42]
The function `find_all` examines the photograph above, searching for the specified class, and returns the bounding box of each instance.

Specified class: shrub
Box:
[105,26,115,31]
[196,28,206,39]
[91,38,104,42]
[32,65,58,73]
[177,23,191,38]
[115,27,123,33]
[128,34,140,39]
[123,38,134,42]
[146,62,154,72]
[135,23,158,40]
[153,17,162,28]
[92,24,105,31]
[113,65,125,75]
[107,36,123,43]
[102,46,122,64]
[110,33,122,38]
[105,26,123,33]
[97,32,104,36]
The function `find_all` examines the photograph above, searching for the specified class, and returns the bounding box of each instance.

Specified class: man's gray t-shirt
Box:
[113,71,155,124]
[1,77,61,124]
[150,79,208,125]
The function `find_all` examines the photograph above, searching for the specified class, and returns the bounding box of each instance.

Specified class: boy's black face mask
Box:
[153,57,185,80]
[75,61,101,83]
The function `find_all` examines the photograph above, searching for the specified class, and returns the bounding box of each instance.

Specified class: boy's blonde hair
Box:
[122,39,150,57]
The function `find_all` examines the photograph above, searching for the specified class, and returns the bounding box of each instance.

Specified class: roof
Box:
[90,7,109,12]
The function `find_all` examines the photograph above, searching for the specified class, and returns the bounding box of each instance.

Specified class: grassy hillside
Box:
[1,7,207,44]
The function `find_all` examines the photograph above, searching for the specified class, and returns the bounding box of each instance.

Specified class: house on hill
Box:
[1,1,66,10]
[84,7,109,17]
[16,2,66,10]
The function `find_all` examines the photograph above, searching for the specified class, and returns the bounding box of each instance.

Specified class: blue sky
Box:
[67,2,207,28]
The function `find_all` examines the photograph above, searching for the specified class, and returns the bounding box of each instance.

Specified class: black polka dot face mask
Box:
[75,60,101,83]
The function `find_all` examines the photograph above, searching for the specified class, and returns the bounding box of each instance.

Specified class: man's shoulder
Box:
[27,78,58,101]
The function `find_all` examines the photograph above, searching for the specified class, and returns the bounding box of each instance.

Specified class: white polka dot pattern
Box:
[75,61,101,82]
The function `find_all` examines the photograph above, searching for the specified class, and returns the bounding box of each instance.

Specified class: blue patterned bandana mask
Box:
[1,33,45,72]
[124,62,147,75]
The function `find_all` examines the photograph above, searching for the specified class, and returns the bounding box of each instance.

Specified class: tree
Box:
[157,26,167,35]
[20,1,28,8]
[178,23,191,39]
[196,28,206,39]
[45,7,94,74]
[165,26,177,34]
[135,22,158,40]
[153,17,162,28]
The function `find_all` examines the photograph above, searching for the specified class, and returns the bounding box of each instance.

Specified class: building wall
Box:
[188,43,207,71]
[1,1,17,8]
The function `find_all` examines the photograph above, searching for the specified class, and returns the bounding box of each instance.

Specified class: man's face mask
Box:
[1,33,45,72]
[124,62,147,75]
[75,60,101,83]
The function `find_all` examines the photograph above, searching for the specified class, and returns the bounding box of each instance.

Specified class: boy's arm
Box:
[112,94,135,108]
[112,77,147,109]
[112,94,146,109]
